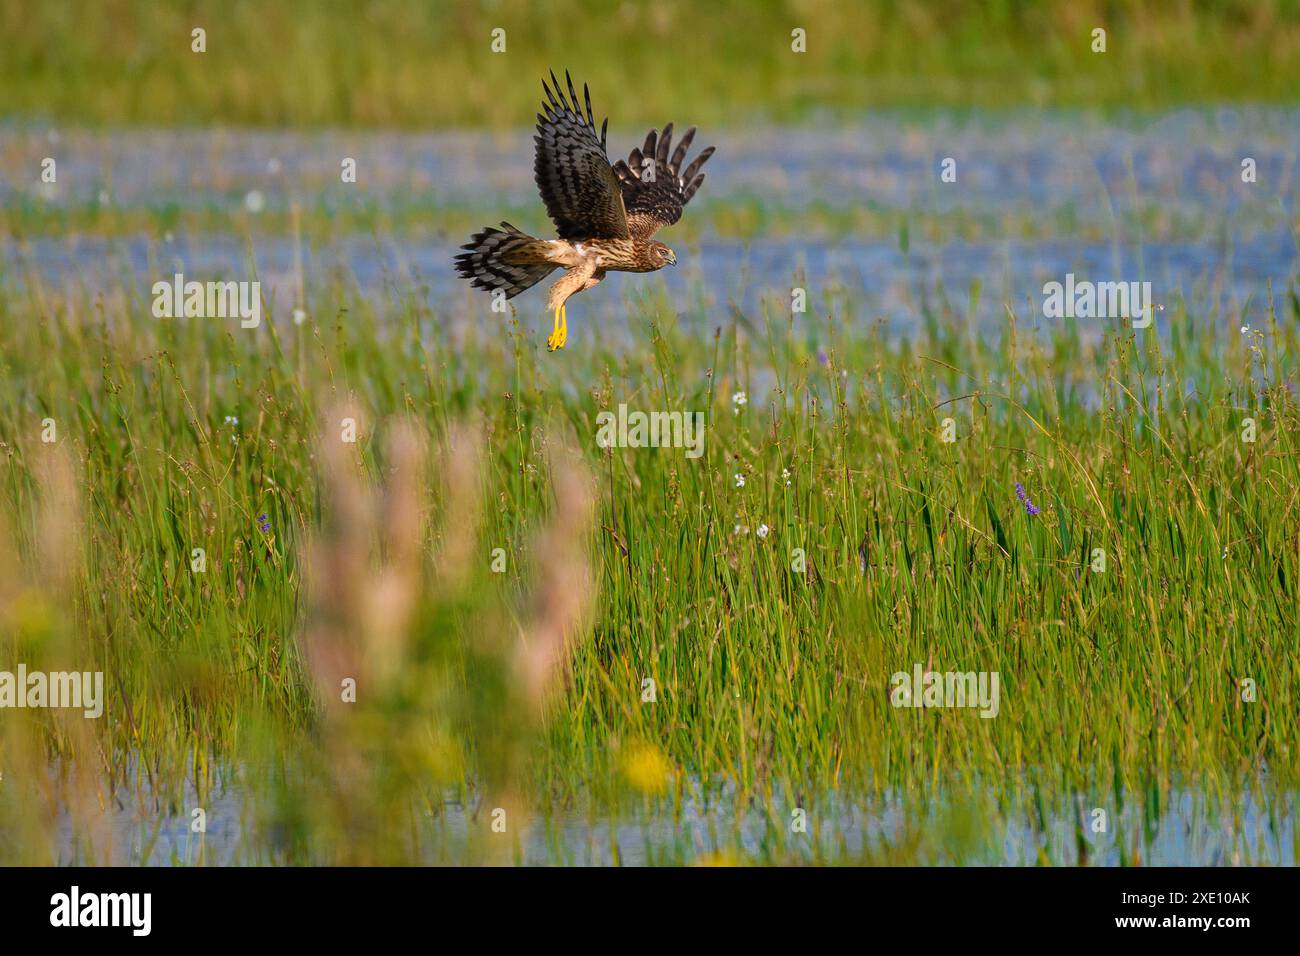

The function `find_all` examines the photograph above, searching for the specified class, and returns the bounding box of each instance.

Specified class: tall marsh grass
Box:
[0,251,1296,863]
[4,1,1300,127]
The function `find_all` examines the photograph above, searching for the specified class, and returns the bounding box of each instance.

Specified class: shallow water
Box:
[3,109,1298,336]
[5,109,1299,217]
[54,771,1296,866]
[8,232,1298,338]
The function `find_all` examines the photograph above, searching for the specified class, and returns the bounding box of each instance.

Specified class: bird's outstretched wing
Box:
[534,70,629,240]
[612,124,715,240]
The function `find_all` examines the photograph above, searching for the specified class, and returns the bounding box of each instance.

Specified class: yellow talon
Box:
[547,303,568,351]
[547,305,562,351]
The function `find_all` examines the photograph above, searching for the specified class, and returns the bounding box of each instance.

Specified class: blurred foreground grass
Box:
[4,0,1300,128]
[0,248,1297,863]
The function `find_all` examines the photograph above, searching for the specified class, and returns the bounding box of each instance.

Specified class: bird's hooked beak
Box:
[666,249,677,267]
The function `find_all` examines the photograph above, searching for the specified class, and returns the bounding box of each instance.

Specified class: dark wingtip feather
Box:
[670,127,697,171]
[658,123,674,164]
[565,71,580,114]
[680,145,716,184]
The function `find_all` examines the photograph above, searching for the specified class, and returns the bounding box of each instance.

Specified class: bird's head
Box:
[651,242,677,268]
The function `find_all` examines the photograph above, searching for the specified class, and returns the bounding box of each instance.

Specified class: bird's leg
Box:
[558,303,568,348]
[546,304,562,352]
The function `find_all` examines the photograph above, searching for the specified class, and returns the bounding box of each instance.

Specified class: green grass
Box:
[5,190,1293,246]
[5,0,1300,127]
[0,241,1297,864]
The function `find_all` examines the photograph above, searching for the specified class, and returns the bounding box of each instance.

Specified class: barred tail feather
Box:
[454,222,556,300]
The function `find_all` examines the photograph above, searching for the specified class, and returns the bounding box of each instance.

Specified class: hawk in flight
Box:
[455,70,715,351]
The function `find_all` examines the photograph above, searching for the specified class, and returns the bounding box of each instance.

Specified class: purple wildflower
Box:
[816,346,829,367]
[257,513,271,533]
[1015,483,1040,517]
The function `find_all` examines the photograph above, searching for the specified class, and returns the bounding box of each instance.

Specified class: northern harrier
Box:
[455,70,715,351]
